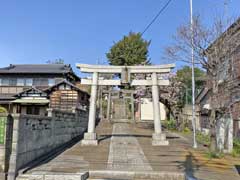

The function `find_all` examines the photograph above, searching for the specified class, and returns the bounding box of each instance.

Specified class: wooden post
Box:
[107,92,111,122]
[131,92,135,123]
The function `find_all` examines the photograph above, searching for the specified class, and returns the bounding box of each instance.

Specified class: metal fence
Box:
[184,88,202,105]
[0,115,7,144]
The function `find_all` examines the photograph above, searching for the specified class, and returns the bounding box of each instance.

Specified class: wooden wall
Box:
[50,90,78,111]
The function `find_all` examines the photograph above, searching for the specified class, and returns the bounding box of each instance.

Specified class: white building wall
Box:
[140,98,166,121]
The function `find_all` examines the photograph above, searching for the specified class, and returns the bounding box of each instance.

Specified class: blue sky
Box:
[0,0,239,76]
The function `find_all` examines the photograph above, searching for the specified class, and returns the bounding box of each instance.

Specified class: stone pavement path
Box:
[20,120,240,180]
[107,123,152,171]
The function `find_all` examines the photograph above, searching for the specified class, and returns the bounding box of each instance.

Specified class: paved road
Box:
[107,123,152,171]
[20,120,240,180]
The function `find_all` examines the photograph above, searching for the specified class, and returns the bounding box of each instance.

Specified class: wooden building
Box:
[9,80,89,115]
[45,80,89,112]
[195,87,212,134]
[0,64,80,113]
[197,18,240,137]
[12,87,49,116]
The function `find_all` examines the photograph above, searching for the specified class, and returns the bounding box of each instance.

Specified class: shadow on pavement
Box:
[98,134,180,142]
[20,135,84,174]
[177,152,199,180]
[235,165,240,175]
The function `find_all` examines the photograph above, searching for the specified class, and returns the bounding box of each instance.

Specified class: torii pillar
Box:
[77,63,174,146]
[81,72,99,145]
[151,72,169,146]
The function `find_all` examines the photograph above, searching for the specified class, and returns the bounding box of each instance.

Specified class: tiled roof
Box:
[0,64,73,74]
[44,80,90,96]
[14,87,47,97]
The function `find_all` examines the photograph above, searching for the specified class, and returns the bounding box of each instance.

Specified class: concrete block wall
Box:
[7,109,88,180]
[181,105,200,131]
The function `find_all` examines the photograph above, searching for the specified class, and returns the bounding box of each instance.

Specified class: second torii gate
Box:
[76,63,175,146]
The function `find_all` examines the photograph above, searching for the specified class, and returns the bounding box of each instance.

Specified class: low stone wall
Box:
[8,109,88,180]
[180,105,200,130]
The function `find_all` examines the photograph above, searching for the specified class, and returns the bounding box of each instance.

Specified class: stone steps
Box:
[88,170,186,180]
[87,179,112,180]
[16,171,187,180]
[16,172,89,180]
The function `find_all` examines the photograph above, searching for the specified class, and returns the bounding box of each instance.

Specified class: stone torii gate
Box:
[76,63,175,146]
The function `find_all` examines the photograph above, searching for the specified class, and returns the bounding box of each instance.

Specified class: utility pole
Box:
[190,0,197,148]
[224,0,230,26]
[96,58,102,120]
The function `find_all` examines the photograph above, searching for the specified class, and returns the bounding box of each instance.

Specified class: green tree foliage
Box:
[46,58,64,64]
[176,66,205,105]
[0,106,7,113]
[106,32,151,65]
[176,66,205,90]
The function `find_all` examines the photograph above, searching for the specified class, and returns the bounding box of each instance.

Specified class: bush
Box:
[182,127,191,134]
[196,132,210,146]
[232,138,240,157]
[206,151,224,159]
[165,119,177,130]
[0,106,7,113]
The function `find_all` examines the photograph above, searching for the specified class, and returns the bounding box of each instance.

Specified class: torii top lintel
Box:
[76,63,175,74]
[76,63,175,86]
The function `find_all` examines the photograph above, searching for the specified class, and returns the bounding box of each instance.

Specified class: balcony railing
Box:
[0,86,50,95]
[0,86,27,95]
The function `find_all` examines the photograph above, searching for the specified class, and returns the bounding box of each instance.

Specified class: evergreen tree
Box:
[106,32,151,65]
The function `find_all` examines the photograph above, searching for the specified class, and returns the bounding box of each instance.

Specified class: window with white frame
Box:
[48,78,55,86]
[33,78,48,86]
[25,78,33,86]
[17,78,25,86]
[2,78,9,85]
[9,78,17,86]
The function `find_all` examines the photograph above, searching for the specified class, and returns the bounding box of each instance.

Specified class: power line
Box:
[141,0,173,35]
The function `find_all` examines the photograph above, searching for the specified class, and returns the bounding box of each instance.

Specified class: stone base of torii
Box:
[76,63,175,146]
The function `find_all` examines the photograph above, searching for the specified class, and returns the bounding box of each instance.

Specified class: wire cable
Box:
[141,0,173,35]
